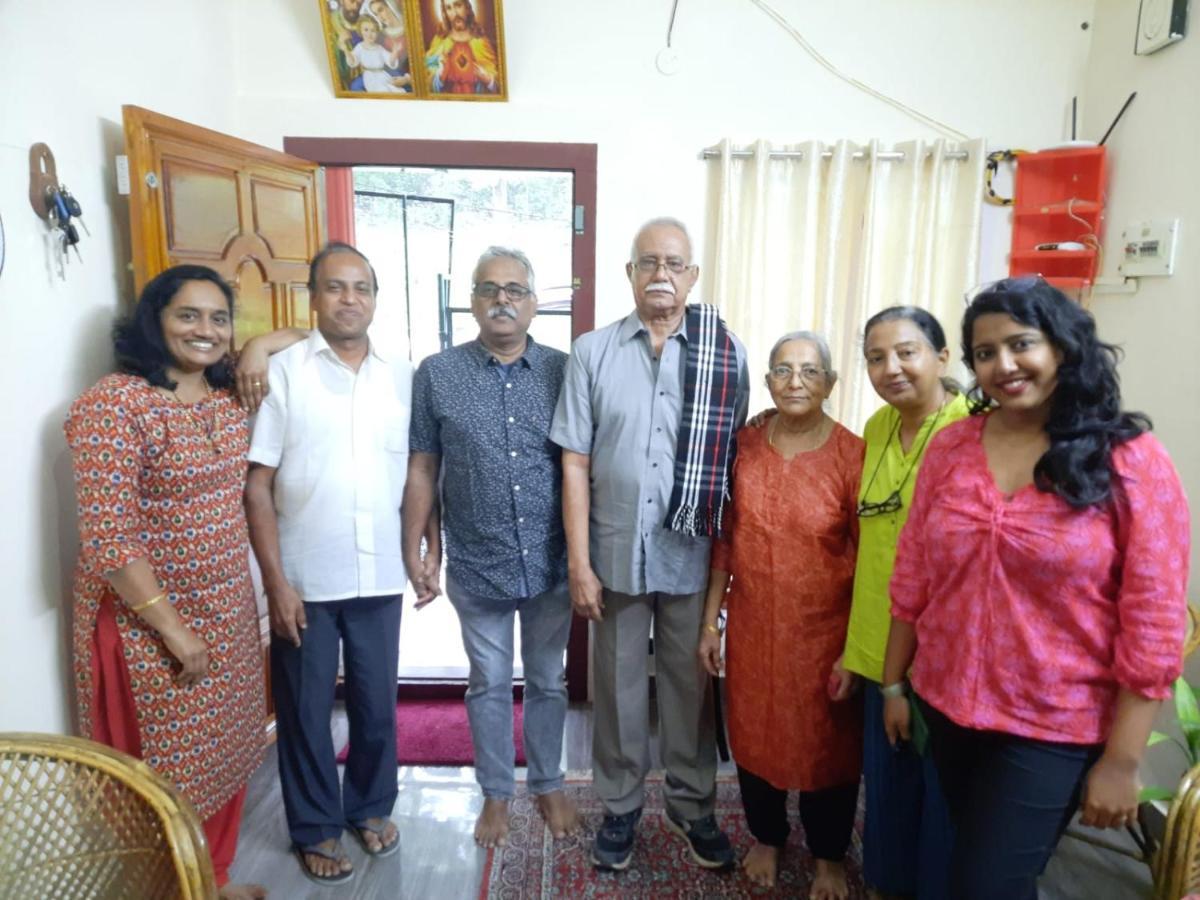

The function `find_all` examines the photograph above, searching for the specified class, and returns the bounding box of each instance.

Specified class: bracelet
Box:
[130,592,166,613]
[703,622,723,636]
[879,681,907,699]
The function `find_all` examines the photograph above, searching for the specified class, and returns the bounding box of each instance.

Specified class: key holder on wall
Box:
[29,143,59,222]
[28,142,89,278]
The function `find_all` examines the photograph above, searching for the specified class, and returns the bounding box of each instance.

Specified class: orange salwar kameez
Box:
[713,422,865,792]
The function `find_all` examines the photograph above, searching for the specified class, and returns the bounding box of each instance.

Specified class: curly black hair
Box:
[113,265,235,391]
[961,277,1150,508]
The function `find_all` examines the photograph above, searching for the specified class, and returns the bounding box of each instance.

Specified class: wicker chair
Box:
[1146,605,1200,899]
[1153,761,1200,899]
[0,732,216,899]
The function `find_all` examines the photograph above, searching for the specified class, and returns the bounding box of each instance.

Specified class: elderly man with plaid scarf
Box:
[551,217,749,872]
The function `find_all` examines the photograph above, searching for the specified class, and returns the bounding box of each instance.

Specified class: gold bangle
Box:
[130,592,165,613]
[703,622,722,636]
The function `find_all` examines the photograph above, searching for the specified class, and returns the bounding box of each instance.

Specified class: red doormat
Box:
[337,699,526,767]
[479,774,867,898]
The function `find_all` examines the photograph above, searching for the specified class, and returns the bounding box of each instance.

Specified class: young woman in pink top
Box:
[881,277,1190,900]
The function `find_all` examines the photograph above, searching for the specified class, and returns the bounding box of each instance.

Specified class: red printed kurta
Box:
[65,373,265,819]
[712,422,865,791]
[891,415,1191,745]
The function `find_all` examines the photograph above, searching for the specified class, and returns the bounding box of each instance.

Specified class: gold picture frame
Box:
[411,0,508,101]
[318,0,421,99]
[318,0,508,101]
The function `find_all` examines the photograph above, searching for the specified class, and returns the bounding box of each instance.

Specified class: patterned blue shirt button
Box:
[508,416,514,423]
[518,516,524,523]
[505,383,512,389]
[510,451,517,457]
[513,484,520,491]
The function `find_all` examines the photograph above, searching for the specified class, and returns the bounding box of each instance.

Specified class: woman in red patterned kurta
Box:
[882,278,1190,900]
[699,332,864,898]
[65,266,268,899]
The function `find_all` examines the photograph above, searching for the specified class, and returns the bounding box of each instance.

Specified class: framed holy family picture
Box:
[318,0,508,101]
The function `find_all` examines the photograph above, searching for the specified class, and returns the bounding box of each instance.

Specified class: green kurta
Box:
[842,392,970,682]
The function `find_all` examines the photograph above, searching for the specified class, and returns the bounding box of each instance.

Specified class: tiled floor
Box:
[227,704,1155,898]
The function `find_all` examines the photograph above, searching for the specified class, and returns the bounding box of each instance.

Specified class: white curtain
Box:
[702,137,986,431]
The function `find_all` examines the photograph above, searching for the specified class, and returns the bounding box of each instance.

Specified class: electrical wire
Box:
[745,0,968,140]
[667,0,681,47]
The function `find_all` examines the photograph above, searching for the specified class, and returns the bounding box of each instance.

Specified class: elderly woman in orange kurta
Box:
[699,330,864,899]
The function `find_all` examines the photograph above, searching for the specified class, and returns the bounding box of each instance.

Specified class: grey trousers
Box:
[592,587,717,821]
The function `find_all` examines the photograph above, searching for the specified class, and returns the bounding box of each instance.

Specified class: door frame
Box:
[282,138,596,340]
[285,137,596,701]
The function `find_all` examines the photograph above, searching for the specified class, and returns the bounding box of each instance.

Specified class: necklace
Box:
[170,377,219,453]
[768,414,828,454]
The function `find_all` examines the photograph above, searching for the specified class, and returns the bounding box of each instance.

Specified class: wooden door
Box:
[124,106,327,739]
[123,105,324,343]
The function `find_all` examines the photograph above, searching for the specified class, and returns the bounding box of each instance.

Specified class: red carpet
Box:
[337,699,525,766]
[479,774,867,898]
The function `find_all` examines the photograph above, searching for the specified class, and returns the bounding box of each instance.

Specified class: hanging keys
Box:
[45,185,85,268]
[63,222,82,262]
[59,186,89,236]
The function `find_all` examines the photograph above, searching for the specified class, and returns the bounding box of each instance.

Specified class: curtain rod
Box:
[701,147,970,162]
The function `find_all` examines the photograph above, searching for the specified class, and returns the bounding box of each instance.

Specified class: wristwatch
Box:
[879,681,907,699]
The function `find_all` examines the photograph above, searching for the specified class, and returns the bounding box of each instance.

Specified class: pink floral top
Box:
[891,415,1190,745]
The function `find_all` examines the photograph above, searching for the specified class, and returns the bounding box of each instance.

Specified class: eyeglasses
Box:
[856,490,903,518]
[767,364,826,384]
[633,256,692,274]
[474,281,533,301]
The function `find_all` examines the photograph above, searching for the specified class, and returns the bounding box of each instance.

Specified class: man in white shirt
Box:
[245,243,419,886]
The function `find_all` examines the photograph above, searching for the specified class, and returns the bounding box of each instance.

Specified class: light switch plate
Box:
[115,155,130,196]
[1119,219,1180,277]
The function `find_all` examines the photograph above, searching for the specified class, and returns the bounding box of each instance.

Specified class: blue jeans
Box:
[862,681,955,898]
[922,698,1102,900]
[445,574,572,799]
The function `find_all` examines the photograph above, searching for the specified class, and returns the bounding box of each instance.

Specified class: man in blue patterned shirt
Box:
[402,246,578,849]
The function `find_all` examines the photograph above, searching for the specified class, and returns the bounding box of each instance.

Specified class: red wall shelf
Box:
[1009,147,1107,292]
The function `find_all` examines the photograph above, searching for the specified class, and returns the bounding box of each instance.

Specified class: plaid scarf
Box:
[664,303,740,538]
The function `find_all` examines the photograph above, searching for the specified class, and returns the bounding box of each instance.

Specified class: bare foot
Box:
[741,842,779,888]
[535,790,580,839]
[474,797,511,848]
[300,838,352,880]
[218,884,267,900]
[811,858,850,900]
[356,816,399,854]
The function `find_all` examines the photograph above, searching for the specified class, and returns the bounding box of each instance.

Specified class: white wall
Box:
[1082,0,1199,598]
[3,0,1096,733]
[0,0,238,732]
[1080,0,1200,793]
[233,0,1095,321]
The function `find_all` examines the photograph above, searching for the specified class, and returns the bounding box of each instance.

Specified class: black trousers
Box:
[272,593,402,847]
[922,699,1102,900]
[736,765,859,861]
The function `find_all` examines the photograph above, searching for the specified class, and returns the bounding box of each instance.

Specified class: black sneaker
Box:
[591,808,642,870]
[663,810,735,869]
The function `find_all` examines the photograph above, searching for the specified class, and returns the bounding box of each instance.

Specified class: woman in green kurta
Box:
[843,307,968,900]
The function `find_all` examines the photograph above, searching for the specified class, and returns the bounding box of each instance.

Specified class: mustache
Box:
[646,281,675,294]
[486,305,519,320]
